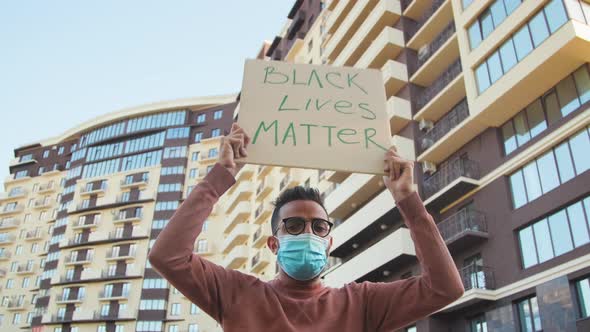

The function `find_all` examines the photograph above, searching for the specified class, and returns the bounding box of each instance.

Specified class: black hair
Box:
[270,186,327,234]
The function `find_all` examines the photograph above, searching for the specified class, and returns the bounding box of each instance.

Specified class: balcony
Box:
[382,59,408,97]
[80,183,107,196]
[324,173,382,220]
[92,309,135,321]
[0,250,12,260]
[387,96,412,135]
[51,268,101,285]
[423,157,480,211]
[415,58,463,112]
[100,266,143,279]
[108,226,148,241]
[16,263,36,275]
[0,189,27,201]
[355,26,404,69]
[113,212,143,224]
[115,191,155,204]
[9,156,36,167]
[98,290,130,301]
[252,225,272,248]
[60,232,108,248]
[120,176,149,189]
[6,299,25,311]
[4,173,30,183]
[437,208,488,254]
[0,268,6,277]
[439,264,496,313]
[257,165,273,177]
[255,176,275,200]
[37,182,56,193]
[224,181,254,214]
[64,253,94,265]
[55,294,85,304]
[250,249,272,274]
[419,99,469,154]
[222,245,249,270]
[253,202,273,225]
[106,248,137,261]
[224,201,251,234]
[411,22,458,86]
[406,0,452,49]
[332,0,402,67]
[236,164,256,182]
[0,218,21,230]
[222,223,252,254]
[32,198,52,209]
[0,204,24,216]
[72,218,100,229]
[323,228,416,287]
[0,234,16,244]
[325,0,355,36]
[24,229,43,241]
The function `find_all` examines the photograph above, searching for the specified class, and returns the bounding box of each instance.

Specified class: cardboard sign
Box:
[237,59,391,175]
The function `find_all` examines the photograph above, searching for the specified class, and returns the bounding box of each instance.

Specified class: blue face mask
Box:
[276,233,329,281]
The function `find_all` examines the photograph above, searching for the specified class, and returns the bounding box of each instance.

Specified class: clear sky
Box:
[0,1,294,186]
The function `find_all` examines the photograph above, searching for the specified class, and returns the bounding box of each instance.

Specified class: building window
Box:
[15,170,28,179]
[191,151,200,161]
[171,303,181,316]
[475,0,568,94]
[576,276,590,318]
[469,313,487,332]
[516,296,542,331]
[163,146,187,159]
[195,132,203,143]
[42,150,49,158]
[509,126,590,209]
[405,326,416,332]
[208,148,218,159]
[518,194,590,268]
[468,0,523,49]
[207,165,214,174]
[196,239,208,253]
[211,128,221,137]
[502,65,590,155]
[190,303,200,315]
[12,313,20,325]
[213,110,223,120]
[168,325,178,332]
[197,113,206,123]
[189,168,199,179]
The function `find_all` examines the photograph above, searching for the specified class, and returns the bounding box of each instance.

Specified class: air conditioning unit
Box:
[422,161,437,175]
[419,119,433,131]
[417,44,430,62]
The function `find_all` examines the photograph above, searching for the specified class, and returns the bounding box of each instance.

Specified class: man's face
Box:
[267,200,333,256]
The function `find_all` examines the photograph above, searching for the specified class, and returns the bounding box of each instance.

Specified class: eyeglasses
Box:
[274,217,334,238]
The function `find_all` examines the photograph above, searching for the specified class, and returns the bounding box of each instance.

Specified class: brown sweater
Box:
[148,163,464,332]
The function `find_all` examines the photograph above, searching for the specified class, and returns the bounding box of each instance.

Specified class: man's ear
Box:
[267,236,279,255]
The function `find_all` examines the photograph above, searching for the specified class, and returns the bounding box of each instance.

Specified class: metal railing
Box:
[416,59,462,111]
[415,22,456,72]
[437,208,487,242]
[420,99,469,152]
[459,264,495,290]
[423,157,479,199]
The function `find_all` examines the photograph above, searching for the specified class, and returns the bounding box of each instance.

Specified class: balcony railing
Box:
[405,0,447,42]
[459,264,495,290]
[437,208,487,242]
[414,22,456,73]
[420,99,469,152]
[57,294,85,302]
[16,264,35,274]
[38,182,55,193]
[106,248,136,259]
[120,176,149,187]
[25,229,42,240]
[65,253,94,264]
[423,157,479,199]
[81,183,107,194]
[92,309,134,320]
[99,290,129,299]
[0,250,12,260]
[416,59,462,111]
[7,299,25,309]
[0,218,20,229]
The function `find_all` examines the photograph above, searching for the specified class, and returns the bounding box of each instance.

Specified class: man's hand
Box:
[219,123,251,177]
[383,145,415,203]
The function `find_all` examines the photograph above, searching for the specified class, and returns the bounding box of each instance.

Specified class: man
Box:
[149,123,464,331]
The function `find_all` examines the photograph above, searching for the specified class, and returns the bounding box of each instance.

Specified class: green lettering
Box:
[264,66,289,84]
[308,69,324,88]
[325,72,344,89]
[364,128,388,151]
[300,123,318,144]
[322,125,337,147]
[347,73,368,95]
[315,99,331,111]
[282,122,297,146]
[334,100,353,114]
[252,120,279,146]
[292,69,307,86]
[305,98,312,111]
[278,95,299,111]
[359,103,376,120]
[337,128,360,144]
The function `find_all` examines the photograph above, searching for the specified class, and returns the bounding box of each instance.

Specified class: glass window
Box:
[476,63,491,93]
[576,277,590,318]
[211,128,221,137]
[554,142,576,183]
[504,0,521,15]
[548,210,573,256]
[197,114,206,123]
[513,25,533,61]
[487,51,504,83]
[543,90,562,125]
[510,171,528,208]
[522,162,542,201]
[468,23,482,49]
[214,110,223,120]
[569,129,590,175]
[490,1,507,27]
[567,202,589,247]
[499,39,518,73]
[502,122,517,154]
[528,11,550,47]
[536,150,560,193]
[525,100,547,138]
[533,219,554,263]
[573,65,590,104]
[518,296,542,332]
[544,0,568,33]
[480,10,494,39]
[556,76,581,117]
[514,112,531,146]
[195,132,203,143]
